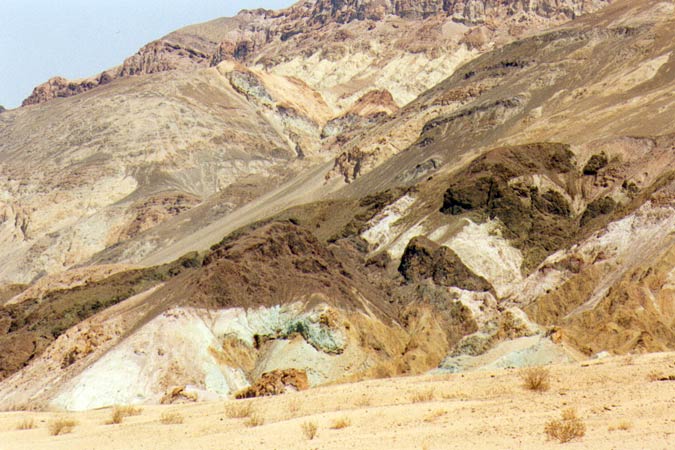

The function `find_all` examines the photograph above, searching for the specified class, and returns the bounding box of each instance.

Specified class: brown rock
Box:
[119,40,211,77]
[161,386,199,404]
[235,369,309,399]
[347,89,399,117]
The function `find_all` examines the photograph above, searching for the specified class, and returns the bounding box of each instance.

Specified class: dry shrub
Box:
[16,417,36,430]
[225,402,253,419]
[424,409,447,422]
[441,390,467,400]
[410,388,435,403]
[48,418,78,436]
[609,421,632,432]
[544,408,586,443]
[370,363,395,379]
[617,421,632,431]
[159,411,184,425]
[521,367,551,392]
[355,395,372,407]
[301,421,318,440]
[244,413,264,427]
[287,398,301,415]
[5,403,33,412]
[107,405,142,425]
[647,370,664,381]
[647,370,675,381]
[330,417,351,429]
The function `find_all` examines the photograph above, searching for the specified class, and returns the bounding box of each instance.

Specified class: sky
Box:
[0,0,295,108]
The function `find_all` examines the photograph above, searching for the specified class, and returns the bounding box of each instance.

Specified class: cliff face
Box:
[21,0,611,107]
[306,0,610,23]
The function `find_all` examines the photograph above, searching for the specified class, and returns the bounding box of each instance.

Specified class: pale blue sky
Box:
[0,0,295,108]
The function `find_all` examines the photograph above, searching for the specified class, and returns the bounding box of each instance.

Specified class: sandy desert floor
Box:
[0,352,673,450]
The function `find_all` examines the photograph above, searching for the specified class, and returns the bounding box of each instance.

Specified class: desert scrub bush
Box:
[423,409,447,423]
[287,398,301,415]
[16,417,36,430]
[159,411,184,425]
[107,405,142,424]
[301,421,318,440]
[521,366,551,392]
[410,388,435,403]
[48,417,78,436]
[244,413,264,427]
[330,417,351,429]
[354,394,372,407]
[608,421,632,432]
[544,408,586,443]
[225,402,253,419]
[647,370,675,381]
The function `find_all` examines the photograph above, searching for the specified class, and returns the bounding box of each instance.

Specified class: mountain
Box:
[1,0,673,412]
[2,0,613,287]
[22,0,610,109]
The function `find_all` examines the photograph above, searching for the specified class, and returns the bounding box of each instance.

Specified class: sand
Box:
[1,352,673,450]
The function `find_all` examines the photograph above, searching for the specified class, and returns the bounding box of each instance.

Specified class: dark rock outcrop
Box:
[580,196,616,226]
[582,152,609,175]
[399,236,492,292]
[439,143,581,271]
[118,40,211,77]
[22,76,99,106]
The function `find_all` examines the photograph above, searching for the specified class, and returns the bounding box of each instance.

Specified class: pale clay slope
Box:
[0,285,165,410]
[51,303,361,411]
[0,352,673,450]
[0,293,408,411]
[267,44,479,113]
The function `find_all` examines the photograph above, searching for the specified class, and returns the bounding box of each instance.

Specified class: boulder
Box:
[235,369,309,399]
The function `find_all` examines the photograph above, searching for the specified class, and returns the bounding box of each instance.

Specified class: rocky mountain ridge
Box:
[22,0,610,107]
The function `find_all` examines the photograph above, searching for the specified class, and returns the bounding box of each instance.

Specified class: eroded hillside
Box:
[1,0,673,413]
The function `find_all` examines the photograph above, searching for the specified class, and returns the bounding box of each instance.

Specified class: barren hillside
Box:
[0,0,673,434]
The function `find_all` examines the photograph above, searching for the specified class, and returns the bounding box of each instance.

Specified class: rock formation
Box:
[235,369,309,398]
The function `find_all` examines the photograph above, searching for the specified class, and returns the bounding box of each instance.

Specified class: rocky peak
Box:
[21,76,101,107]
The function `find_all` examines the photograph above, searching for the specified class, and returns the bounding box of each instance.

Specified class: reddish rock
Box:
[235,369,309,398]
